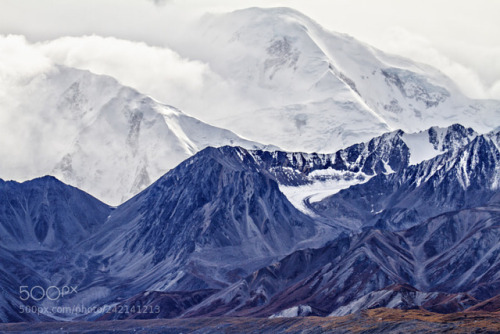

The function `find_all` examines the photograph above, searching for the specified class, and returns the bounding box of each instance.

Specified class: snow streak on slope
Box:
[269,305,313,318]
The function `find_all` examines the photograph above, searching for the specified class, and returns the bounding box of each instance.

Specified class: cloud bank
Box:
[40,35,209,104]
[0,34,253,152]
[0,35,59,179]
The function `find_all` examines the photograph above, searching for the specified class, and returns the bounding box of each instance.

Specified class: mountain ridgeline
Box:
[0,124,498,322]
[2,7,500,209]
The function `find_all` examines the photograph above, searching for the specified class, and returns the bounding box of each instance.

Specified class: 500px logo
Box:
[19,285,78,301]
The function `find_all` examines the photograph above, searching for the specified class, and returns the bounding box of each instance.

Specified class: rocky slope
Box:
[0,126,498,322]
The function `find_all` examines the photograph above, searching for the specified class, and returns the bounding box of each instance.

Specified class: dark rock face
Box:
[0,176,111,323]
[250,129,411,187]
[182,234,352,317]
[314,132,499,231]
[405,208,500,296]
[0,176,110,250]
[181,206,499,318]
[381,68,450,108]
[125,146,317,265]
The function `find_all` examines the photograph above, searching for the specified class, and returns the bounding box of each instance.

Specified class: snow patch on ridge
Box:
[403,130,441,166]
[269,305,312,318]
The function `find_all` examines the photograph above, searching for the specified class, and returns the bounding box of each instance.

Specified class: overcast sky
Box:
[1,0,499,99]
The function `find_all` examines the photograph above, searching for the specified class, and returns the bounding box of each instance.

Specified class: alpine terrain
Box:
[0,6,499,333]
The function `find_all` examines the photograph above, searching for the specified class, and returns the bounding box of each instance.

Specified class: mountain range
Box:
[0,123,498,323]
[0,6,499,330]
[1,7,499,206]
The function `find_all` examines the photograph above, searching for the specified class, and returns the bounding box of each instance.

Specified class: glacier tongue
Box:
[270,124,484,220]
[279,170,372,216]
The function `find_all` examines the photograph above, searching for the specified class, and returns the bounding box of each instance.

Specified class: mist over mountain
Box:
[1,7,499,206]
[0,65,269,206]
[0,6,499,331]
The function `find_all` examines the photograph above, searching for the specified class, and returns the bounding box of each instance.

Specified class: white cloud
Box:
[34,35,252,123]
[0,35,51,82]
[0,35,59,179]
[0,35,53,125]
[39,35,208,101]
[490,81,500,100]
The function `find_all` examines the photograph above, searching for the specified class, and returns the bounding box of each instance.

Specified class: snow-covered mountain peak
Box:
[169,7,499,153]
[2,6,499,205]
[0,65,269,205]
